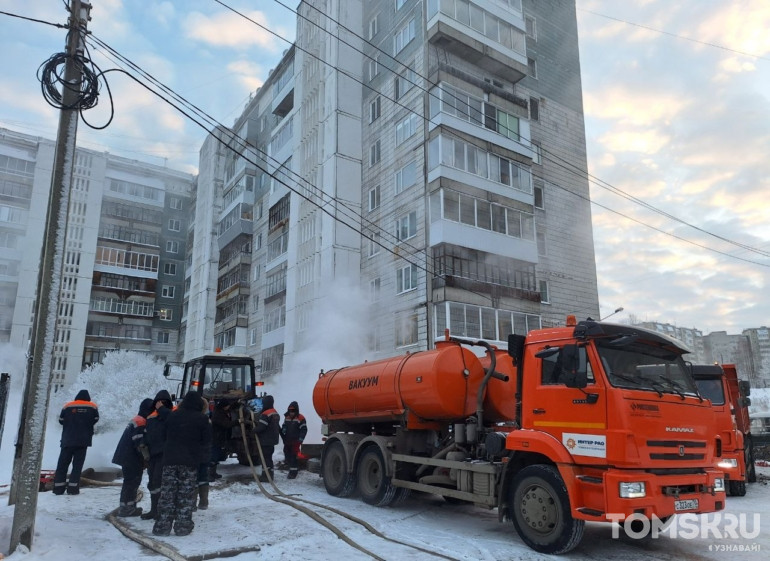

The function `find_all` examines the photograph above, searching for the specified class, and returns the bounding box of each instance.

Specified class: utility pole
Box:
[9,0,91,551]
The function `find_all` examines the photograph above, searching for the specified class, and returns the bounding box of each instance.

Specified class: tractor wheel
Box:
[509,464,584,554]
[322,441,356,497]
[728,479,747,497]
[357,446,398,507]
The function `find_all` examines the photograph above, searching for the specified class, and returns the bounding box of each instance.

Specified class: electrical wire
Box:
[0,9,67,28]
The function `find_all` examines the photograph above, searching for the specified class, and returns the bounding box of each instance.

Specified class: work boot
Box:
[209,464,222,480]
[287,470,298,480]
[117,504,143,517]
[258,469,273,483]
[198,485,209,510]
[141,494,159,520]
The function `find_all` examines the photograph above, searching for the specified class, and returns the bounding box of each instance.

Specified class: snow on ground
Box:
[1,460,769,561]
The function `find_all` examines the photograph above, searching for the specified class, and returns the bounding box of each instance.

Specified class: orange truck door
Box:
[526,345,608,460]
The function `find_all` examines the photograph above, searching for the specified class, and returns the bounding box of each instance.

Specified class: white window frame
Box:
[161,285,175,298]
[164,263,177,276]
[396,263,418,294]
[396,211,417,241]
[157,331,170,344]
[395,161,417,194]
[395,114,418,146]
[394,18,416,54]
[528,56,537,79]
[168,218,181,232]
[370,140,381,166]
[158,308,173,321]
[368,56,380,81]
[367,231,381,257]
[369,277,381,302]
[368,185,381,212]
[368,14,379,39]
[169,197,182,210]
[370,96,381,123]
[166,241,179,254]
[539,280,550,304]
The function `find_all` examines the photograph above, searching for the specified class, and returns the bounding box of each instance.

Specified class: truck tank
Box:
[479,349,517,423]
[313,341,489,427]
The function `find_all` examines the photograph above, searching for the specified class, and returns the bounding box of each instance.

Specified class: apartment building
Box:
[633,321,707,364]
[185,0,599,379]
[743,327,770,388]
[0,127,193,391]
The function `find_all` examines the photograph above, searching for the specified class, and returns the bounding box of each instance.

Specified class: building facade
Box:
[743,327,770,388]
[0,127,193,391]
[184,0,601,379]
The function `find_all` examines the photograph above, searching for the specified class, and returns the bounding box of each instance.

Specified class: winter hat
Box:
[181,390,203,411]
[262,395,274,411]
[153,389,172,408]
[75,389,91,401]
[138,398,155,418]
[285,401,299,415]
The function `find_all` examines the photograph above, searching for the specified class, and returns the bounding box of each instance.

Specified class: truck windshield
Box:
[202,362,251,395]
[694,378,725,405]
[595,339,698,397]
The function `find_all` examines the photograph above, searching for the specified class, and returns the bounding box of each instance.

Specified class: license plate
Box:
[675,499,698,511]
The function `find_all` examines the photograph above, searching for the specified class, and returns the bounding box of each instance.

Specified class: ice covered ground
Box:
[1,460,768,561]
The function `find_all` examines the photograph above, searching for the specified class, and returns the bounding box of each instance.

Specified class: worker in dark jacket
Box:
[254,394,280,482]
[280,401,307,479]
[209,398,237,480]
[112,398,154,516]
[153,391,212,537]
[141,389,173,520]
[53,389,99,495]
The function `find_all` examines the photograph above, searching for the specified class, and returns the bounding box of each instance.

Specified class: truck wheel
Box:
[357,446,398,507]
[322,442,356,497]
[746,439,757,483]
[728,479,747,497]
[509,464,585,554]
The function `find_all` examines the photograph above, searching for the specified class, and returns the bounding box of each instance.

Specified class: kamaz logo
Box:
[348,376,379,390]
[665,427,695,433]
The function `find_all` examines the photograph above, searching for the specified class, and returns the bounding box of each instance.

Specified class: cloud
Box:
[227,60,265,92]
[697,0,770,59]
[584,88,689,127]
[597,128,670,155]
[183,10,283,51]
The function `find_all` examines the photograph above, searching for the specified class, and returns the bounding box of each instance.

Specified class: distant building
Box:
[0,127,193,391]
[742,327,770,388]
[700,330,755,384]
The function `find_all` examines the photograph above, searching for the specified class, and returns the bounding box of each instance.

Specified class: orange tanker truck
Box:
[313,318,726,554]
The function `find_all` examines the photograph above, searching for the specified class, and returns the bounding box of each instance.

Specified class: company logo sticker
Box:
[562,432,606,458]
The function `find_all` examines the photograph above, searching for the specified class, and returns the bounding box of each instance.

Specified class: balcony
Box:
[89,297,154,317]
[427,0,528,81]
[92,272,156,296]
[93,246,159,279]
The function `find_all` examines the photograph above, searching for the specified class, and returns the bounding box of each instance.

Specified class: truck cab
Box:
[172,353,257,402]
[692,364,755,495]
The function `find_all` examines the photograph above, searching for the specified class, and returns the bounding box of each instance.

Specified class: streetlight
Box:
[600,307,624,321]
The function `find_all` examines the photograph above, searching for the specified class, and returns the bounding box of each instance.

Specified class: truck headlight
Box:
[717,458,738,469]
[714,478,725,492]
[619,481,646,498]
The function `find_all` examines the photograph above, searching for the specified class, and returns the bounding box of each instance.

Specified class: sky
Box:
[0,0,768,335]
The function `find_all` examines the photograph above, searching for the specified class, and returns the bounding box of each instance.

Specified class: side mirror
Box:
[741,397,751,408]
[739,380,751,397]
[508,334,525,361]
[163,364,170,378]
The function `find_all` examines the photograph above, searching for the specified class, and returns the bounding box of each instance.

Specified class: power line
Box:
[0,9,67,29]
[578,7,770,62]
[264,0,770,264]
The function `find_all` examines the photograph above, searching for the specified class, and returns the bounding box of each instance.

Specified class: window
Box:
[395,161,417,194]
[169,197,183,210]
[539,280,550,304]
[164,263,177,276]
[370,278,381,302]
[368,185,381,211]
[534,179,544,209]
[396,211,417,241]
[368,56,380,81]
[158,308,173,321]
[157,331,170,344]
[250,328,258,345]
[537,231,546,256]
[525,15,537,40]
[529,97,539,121]
[541,347,593,385]
[395,0,407,9]
[166,241,179,253]
[368,15,379,39]
[367,230,381,257]
[369,140,381,166]
[394,18,416,54]
[370,96,381,123]
[395,114,418,146]
[394,68,416,99]
[532,141,542,165]
[168,218,181,232]
[528,57,537,79]
[396,263,418,293]
[161,285,175,298]
[395,311,418,347]
[252,294,259,312]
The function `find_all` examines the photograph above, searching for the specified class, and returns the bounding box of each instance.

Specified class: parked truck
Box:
[692,363,756,495]
[313,318,726,554]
